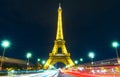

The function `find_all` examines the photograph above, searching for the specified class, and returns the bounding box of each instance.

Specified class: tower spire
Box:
[59,3,61,9]
[56,3,64,40]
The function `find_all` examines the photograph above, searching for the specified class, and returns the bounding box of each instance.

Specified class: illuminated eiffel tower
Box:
[44,4,75,69]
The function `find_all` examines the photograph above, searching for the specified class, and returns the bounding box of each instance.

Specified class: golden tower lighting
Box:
[44,4,75,69]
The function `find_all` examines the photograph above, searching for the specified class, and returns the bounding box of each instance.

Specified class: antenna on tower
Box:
[59,3,61,9]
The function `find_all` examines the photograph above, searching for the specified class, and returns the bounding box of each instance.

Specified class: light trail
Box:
[1,65,120,77]
[18,70,59,77]
[61,67,120,77]
[1,70,59,77]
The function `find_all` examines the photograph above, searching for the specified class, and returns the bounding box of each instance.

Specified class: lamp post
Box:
[36,58,41,70]
[88,52,95,66]
[112,41,120,64]
[0,40,10,70]
[26,52,32,70]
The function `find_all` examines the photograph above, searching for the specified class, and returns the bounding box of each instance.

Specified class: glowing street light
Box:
[1,40,10,48]
[26,53,32,59]
[42,60,45,65]
[0,40,10,70]
[80,58,83,62]
[112,41,119,48]
[37,58,40,62]
[89,52,95,59]
[88,52,95,65]
[75,60,78,65]
[112,41,120,64]
[37,58,41,64]
[26,52,32,70]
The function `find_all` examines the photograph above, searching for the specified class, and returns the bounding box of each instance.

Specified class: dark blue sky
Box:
[0,0,120,63]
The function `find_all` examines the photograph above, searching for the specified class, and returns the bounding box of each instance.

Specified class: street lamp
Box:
[0,40,10,70]
[37,58,40,64]
[80,58,83,63]
[88,52,95,65]
[112,41,120,64]
[37,58,40,62]
[26,52,32,70]
[42,60,45,65]
[75,60,78,65]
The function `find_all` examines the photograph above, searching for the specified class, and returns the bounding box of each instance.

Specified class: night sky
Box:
[0,0,120,63]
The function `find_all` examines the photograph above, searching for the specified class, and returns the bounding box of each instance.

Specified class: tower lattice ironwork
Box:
[44,4,75,69]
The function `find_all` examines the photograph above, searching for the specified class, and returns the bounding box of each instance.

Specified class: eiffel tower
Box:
[44,4,75,69]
